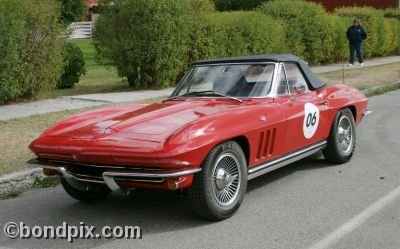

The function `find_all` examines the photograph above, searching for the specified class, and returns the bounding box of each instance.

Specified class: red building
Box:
[84,0,98,8]
[307,0,400,11]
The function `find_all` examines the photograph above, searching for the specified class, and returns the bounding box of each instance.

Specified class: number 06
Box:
[306,112,317,127]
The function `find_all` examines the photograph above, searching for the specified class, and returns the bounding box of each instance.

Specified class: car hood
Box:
[42,100,243,142]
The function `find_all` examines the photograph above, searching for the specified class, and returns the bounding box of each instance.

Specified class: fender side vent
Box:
[269,128,276,156]
[256,132,265,160]
[256,128,276,161]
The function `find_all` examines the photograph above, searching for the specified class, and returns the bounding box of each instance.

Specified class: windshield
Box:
[174,63,275,98]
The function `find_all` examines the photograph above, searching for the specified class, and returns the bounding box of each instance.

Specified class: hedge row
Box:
[258,0,338,64]
[384,8,400,21]
[0,0,64,104]
[94,0,400,88]
[189,11,287,62]
[336,7,400,57]
[212,0,265,11]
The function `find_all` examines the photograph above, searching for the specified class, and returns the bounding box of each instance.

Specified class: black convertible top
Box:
[192,54,326,90]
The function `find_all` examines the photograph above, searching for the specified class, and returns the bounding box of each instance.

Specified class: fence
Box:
[68,22,93,39]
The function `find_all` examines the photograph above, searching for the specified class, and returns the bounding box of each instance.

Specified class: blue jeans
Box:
[349,42,364,64]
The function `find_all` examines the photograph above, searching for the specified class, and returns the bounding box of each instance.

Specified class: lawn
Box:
[38,39,131,99]
[318,62,400,90]
[0,109,84,176]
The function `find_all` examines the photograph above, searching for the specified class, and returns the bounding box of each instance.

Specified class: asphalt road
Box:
[1,90,400,249]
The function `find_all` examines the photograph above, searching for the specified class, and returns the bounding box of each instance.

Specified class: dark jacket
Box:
[346,25,367,44]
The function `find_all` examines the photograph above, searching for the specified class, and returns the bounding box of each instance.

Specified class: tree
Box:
[94,0,190,88]
[0,0,64,103]
[213,0,266,11]
[57,0,87,23]
[57,42,87,89]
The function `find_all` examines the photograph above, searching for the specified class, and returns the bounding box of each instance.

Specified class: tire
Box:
[323,108,356,164]
[188,141,247,221]
[61,177,110,202]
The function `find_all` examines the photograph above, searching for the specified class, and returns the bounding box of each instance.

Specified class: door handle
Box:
[317,100,328,106]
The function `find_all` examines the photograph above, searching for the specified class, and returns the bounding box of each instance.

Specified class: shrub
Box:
[94,0,190,88]
[213,0,265,11]
[18,0,64,98]
[382,18,399,55]
[258,0,336,64]
[189,0,215,15]
[384,8,400,21]
[189,11,287,62]
[57,42,86,89]
[0,0,25,104]
[57,0,87,23]
[331,16,355,62]
[335,7,385,57]
[0,0,63,104]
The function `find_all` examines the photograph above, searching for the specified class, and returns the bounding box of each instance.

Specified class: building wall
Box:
[307,0,398,11]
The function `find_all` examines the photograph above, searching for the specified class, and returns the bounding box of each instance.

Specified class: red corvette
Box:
[30,55,369,220]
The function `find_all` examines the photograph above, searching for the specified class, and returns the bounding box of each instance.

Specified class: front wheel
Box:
[323,108,356,163]
[188,141,247,220]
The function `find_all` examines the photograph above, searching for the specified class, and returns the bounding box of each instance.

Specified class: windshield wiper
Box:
[165,90,242,103]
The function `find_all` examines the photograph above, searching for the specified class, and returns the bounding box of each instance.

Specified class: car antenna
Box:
[342,52,345,85]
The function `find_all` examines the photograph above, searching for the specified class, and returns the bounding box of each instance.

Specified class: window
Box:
[175,64,275,98]
[284,63,309,94]
[277,65,289,95]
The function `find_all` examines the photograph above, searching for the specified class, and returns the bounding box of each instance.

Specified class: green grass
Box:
[0,190,23,200]
[33,176,60,188]
[38,39,131,99]
[363,81,400,97]
[0,176,60,200]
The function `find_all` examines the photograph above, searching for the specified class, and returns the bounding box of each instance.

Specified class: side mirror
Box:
[294,84,306,94]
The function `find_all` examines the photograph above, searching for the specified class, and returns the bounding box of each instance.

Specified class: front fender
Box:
[165,102,285,167]
[323,85,368,137]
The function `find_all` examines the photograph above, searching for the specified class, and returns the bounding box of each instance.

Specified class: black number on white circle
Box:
[306,112,317,128]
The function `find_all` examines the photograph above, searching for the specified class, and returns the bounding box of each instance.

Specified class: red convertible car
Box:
[30,55,369,220]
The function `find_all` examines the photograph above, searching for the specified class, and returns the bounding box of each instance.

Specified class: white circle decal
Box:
[303,103,320,139]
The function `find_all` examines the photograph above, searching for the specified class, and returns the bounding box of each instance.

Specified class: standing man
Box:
[346,19,367,67]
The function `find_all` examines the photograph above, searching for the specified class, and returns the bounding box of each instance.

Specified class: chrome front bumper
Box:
[362,109,372,116]
[38,162,201,192]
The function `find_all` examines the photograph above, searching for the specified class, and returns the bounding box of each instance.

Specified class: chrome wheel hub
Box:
[215,168,235,190]
[337,115,353,154]
[212,153,241,206]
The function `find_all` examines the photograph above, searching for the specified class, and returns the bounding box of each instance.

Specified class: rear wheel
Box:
[61,178,110,202]
[188,141,247,220]
[323,108,356,163]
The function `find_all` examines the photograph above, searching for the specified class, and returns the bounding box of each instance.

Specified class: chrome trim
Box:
[362,109,372,116]
[47,160,163,171]
[101,168,201,179]
[71,173,104,181]
[40,165,201,192]
[114,177,165,184]
[103,175,123,192]
[42,166,105,185]
[192,62,277,67]
[101,169,201,192]
[248,141,327,180]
